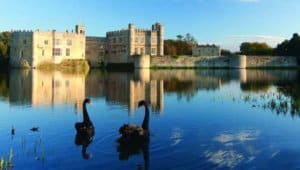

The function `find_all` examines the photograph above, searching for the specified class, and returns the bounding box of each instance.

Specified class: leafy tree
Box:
[164,33,197,56]
[176,35,183,41]
[0,31,11,68]
[184,33,197,45]
[240,42,273,55]
[221,49,232,56]
[274,33,300,57]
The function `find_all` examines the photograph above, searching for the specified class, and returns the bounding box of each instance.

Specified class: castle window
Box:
[44,40,48,45]
[42,50,45,56]
[113,38,116,43]
[140,48,144,54]
[135,37,138,43]
[151,48,156,54]
[67,40,72,46]
[66,48,70,56]
[140,38,144,43]
[53,48,61,56]
[23,39,26,44]
[55,39,60,45]
[135,48,139,54]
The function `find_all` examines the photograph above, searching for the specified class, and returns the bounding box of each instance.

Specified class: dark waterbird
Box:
[74,98,95,160]
[118,100,150,144]
[117,100,150,170]
[11,126,15,135]
[30,127,39,132]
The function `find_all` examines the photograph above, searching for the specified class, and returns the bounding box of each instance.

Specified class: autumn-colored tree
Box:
[164,33,196,56]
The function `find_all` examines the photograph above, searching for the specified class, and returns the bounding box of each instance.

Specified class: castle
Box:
[10,23,164,68]
[10,25,86,68]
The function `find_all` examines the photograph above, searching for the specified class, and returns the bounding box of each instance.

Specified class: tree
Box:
[0,32,11,67]
[274,33,300,57]
[164,33,197,56]
[240,42,273,55]
[184,33,197,45]
[221,49,232,56]
[176,35,183,41]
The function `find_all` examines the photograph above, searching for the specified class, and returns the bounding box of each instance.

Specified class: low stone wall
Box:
[151,55,298,68]
[246,56,297,68]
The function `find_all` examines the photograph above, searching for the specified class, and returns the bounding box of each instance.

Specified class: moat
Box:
[0,69,300,169]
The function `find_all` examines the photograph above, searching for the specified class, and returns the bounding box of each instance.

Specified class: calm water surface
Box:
[0,69,300,169]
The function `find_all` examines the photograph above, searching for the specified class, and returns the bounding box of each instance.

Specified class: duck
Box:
[30,127,39,132]
[118,100,150,144]
[75,98,94,132]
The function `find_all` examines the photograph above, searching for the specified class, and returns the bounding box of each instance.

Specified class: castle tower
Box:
[152,23,164,56]
[128,23,135,56]
[75,24,85,35]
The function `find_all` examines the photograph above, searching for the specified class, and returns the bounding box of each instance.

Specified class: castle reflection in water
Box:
[9,69,164,113]
[7,69,300,113]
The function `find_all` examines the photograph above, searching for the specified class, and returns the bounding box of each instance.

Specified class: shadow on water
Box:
[74,98,95,160]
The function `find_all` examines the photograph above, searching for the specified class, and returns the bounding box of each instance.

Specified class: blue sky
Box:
[1,0,299,51]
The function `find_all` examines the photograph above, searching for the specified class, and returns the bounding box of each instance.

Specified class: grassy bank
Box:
[37,59,89,74]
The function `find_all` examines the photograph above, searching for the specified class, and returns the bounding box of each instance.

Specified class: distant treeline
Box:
[240,33,300,57]
[0,32,10,68]
[164,33,197,56]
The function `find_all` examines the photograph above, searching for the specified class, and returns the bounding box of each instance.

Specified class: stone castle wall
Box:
[86,36,106,67]
[10,31,33,68]
[151,55,298,68]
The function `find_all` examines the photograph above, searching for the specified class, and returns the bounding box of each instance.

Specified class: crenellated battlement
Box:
[11,30,33,33]
[106,29,129,35]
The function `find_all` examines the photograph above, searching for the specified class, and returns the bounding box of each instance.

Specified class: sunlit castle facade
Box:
[10,25,86,68]
[10,23,165,68]
[105,23,164,64]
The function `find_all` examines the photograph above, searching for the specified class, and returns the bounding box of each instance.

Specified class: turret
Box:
[152,23,164,56]
[129,23,135,55]
[75,24,85,35]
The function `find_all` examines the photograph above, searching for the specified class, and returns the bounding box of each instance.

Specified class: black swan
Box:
[75,98,94,132]
[118,100,150,144]
[74,98,95,159]
[117,100,150,170]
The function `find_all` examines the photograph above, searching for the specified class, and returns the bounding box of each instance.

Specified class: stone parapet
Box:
[151,55,298,68]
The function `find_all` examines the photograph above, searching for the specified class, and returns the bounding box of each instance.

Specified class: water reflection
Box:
[0,69,300,169]
[86,70,164,113]
[1,69,300,116]
[9,69,86,110]
[205,130,260,169]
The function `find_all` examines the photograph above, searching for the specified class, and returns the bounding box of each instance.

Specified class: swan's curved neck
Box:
[83,102,91,123]
[142,104,149,130]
